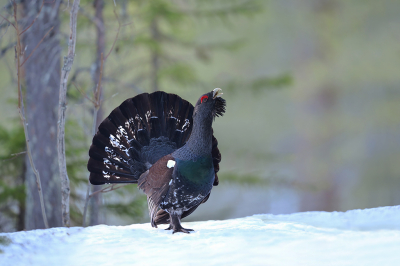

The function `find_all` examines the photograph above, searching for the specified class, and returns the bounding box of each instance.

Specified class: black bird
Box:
[87,88,226,233]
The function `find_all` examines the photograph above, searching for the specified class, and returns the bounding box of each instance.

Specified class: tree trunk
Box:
[23,0,62,229]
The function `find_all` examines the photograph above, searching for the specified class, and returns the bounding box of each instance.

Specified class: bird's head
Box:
[193,88,226,121]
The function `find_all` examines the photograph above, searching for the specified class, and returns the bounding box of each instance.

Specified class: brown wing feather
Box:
[138,154,174,226]
[138,154,174,195]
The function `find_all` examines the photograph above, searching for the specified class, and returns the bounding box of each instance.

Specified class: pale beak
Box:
[212,88,223,99]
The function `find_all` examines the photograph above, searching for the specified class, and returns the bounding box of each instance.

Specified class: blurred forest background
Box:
[0,0,400,232]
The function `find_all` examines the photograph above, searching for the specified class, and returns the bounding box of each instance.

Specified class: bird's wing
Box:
[138,154,174,226]
[211,134,221,186]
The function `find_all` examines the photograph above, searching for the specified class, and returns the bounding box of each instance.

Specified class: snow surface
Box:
[1,206,400,266]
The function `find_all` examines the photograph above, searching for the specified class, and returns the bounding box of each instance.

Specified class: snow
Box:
[1,206,400,266]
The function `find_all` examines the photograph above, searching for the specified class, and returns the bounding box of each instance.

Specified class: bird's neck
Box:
[174,116,213,160]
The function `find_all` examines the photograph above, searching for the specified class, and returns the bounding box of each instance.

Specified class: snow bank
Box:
[1,206,400,266]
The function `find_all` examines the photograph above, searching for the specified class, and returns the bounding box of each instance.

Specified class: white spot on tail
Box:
[167,160,175,168]
[182,119,190,131]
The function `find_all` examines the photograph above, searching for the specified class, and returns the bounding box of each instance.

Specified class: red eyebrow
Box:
[200,95,208,103]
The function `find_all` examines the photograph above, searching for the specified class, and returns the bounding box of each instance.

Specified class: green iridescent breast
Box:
[175,156,214,184]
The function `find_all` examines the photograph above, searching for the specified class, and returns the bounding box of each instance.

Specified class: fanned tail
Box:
[87,91,194,185]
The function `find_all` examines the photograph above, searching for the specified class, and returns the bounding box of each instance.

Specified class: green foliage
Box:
[221,73,292,95]
[0,123,26,231]
[104,197,147,222]
[250,74,293,92]
[103,185,148,223]
[193,0,262,20]
[0,180,25,205]
[65,119,89,186]
[219,172,269,186]
[0,236,11,245]
[219,171,296,189]
[0,124,26,161]
[140,0,186,25]
[159,62,197,86]
[0,236,11,253]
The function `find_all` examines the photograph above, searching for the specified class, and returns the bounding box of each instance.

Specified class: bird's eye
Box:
[200,95,208,103]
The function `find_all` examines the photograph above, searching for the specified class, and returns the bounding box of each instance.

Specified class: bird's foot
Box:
[168,211,194,234]
[172,227,194,234]
[165,224,193,233]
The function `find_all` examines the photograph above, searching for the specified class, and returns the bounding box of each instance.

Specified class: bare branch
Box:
[10,151,26,157]
[58,0,80,228]
[68,66,90,87]
[13,1,48,229]
[94,53,103,107]
[122,21,134,27]
[19,26,53,67]
[62,0,70,11]
[104,10,121,61]
[78,6,104,31]
[0,20,11,40]
[0,13,16,30]
[0,42,16,59]
[72,82,96,105]
[90,184,130,198]
[0,151,26,162]
[18,0,44,35]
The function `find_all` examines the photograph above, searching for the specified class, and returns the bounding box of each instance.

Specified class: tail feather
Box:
[149,117,162,139]
[91,130,130,164]
[88,91,195,185]
[108,108,136,142]
[150,91,166,137]
[166,116,177,140]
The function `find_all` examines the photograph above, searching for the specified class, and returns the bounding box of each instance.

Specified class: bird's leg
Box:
[164,224,172,230]
[170,212,194,234]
